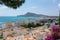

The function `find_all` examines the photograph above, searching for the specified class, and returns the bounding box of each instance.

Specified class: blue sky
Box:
[0,0,60,16]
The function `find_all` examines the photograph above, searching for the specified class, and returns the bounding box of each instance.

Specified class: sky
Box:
[0,0,60,16]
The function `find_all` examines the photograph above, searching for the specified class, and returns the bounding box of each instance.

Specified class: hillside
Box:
[17,12,47,17]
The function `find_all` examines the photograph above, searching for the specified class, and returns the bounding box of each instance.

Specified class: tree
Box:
[28,22,35,28]
[0,0,25,9]
[21,23,28,28]
[0,33,3,39]
[21,22,45,29]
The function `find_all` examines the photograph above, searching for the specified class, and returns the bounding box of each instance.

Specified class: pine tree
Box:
[0,0,25,9]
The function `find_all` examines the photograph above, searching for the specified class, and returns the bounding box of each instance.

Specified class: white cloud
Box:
[58,3,60,7]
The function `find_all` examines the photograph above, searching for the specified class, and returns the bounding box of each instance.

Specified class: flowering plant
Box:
[45,25,60,40]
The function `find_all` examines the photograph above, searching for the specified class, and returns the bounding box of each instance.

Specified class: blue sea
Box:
[0,16,41,25]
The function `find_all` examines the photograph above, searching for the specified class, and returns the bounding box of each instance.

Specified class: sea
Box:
[0,16,42,27]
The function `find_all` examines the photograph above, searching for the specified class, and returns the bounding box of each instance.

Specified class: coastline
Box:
[0,16,59,40]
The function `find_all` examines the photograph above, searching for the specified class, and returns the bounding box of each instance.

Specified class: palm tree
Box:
[0,0,25,9]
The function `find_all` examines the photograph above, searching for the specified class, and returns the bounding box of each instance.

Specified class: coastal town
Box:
[0,17,59,40]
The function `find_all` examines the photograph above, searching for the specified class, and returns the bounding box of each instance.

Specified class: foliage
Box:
[0,0,25,9]
[50,20,53,23]
[21,22,35,28]
[21,22,44,28]
[21,23,28,28]
[36,23,44,26]
[45,35,54,40]
[45,26,60,40]
[0,34,3,39]
[52,26,60,40]
[59,16,60,25]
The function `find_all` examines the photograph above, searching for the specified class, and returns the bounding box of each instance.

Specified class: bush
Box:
[45,25,60,40]
[0,34,3,39]
[21,23,28,28]
[52,26,60,40]
[21,22,44,28]
[36,23,44,26]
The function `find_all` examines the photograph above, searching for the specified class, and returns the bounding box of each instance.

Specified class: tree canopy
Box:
[0,0,25,9]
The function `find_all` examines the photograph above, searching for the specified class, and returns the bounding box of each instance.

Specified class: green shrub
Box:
[21,22,44,28]
[0,34,3,39]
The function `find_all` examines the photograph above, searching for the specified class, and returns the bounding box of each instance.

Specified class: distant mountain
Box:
[17,12,47,17]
